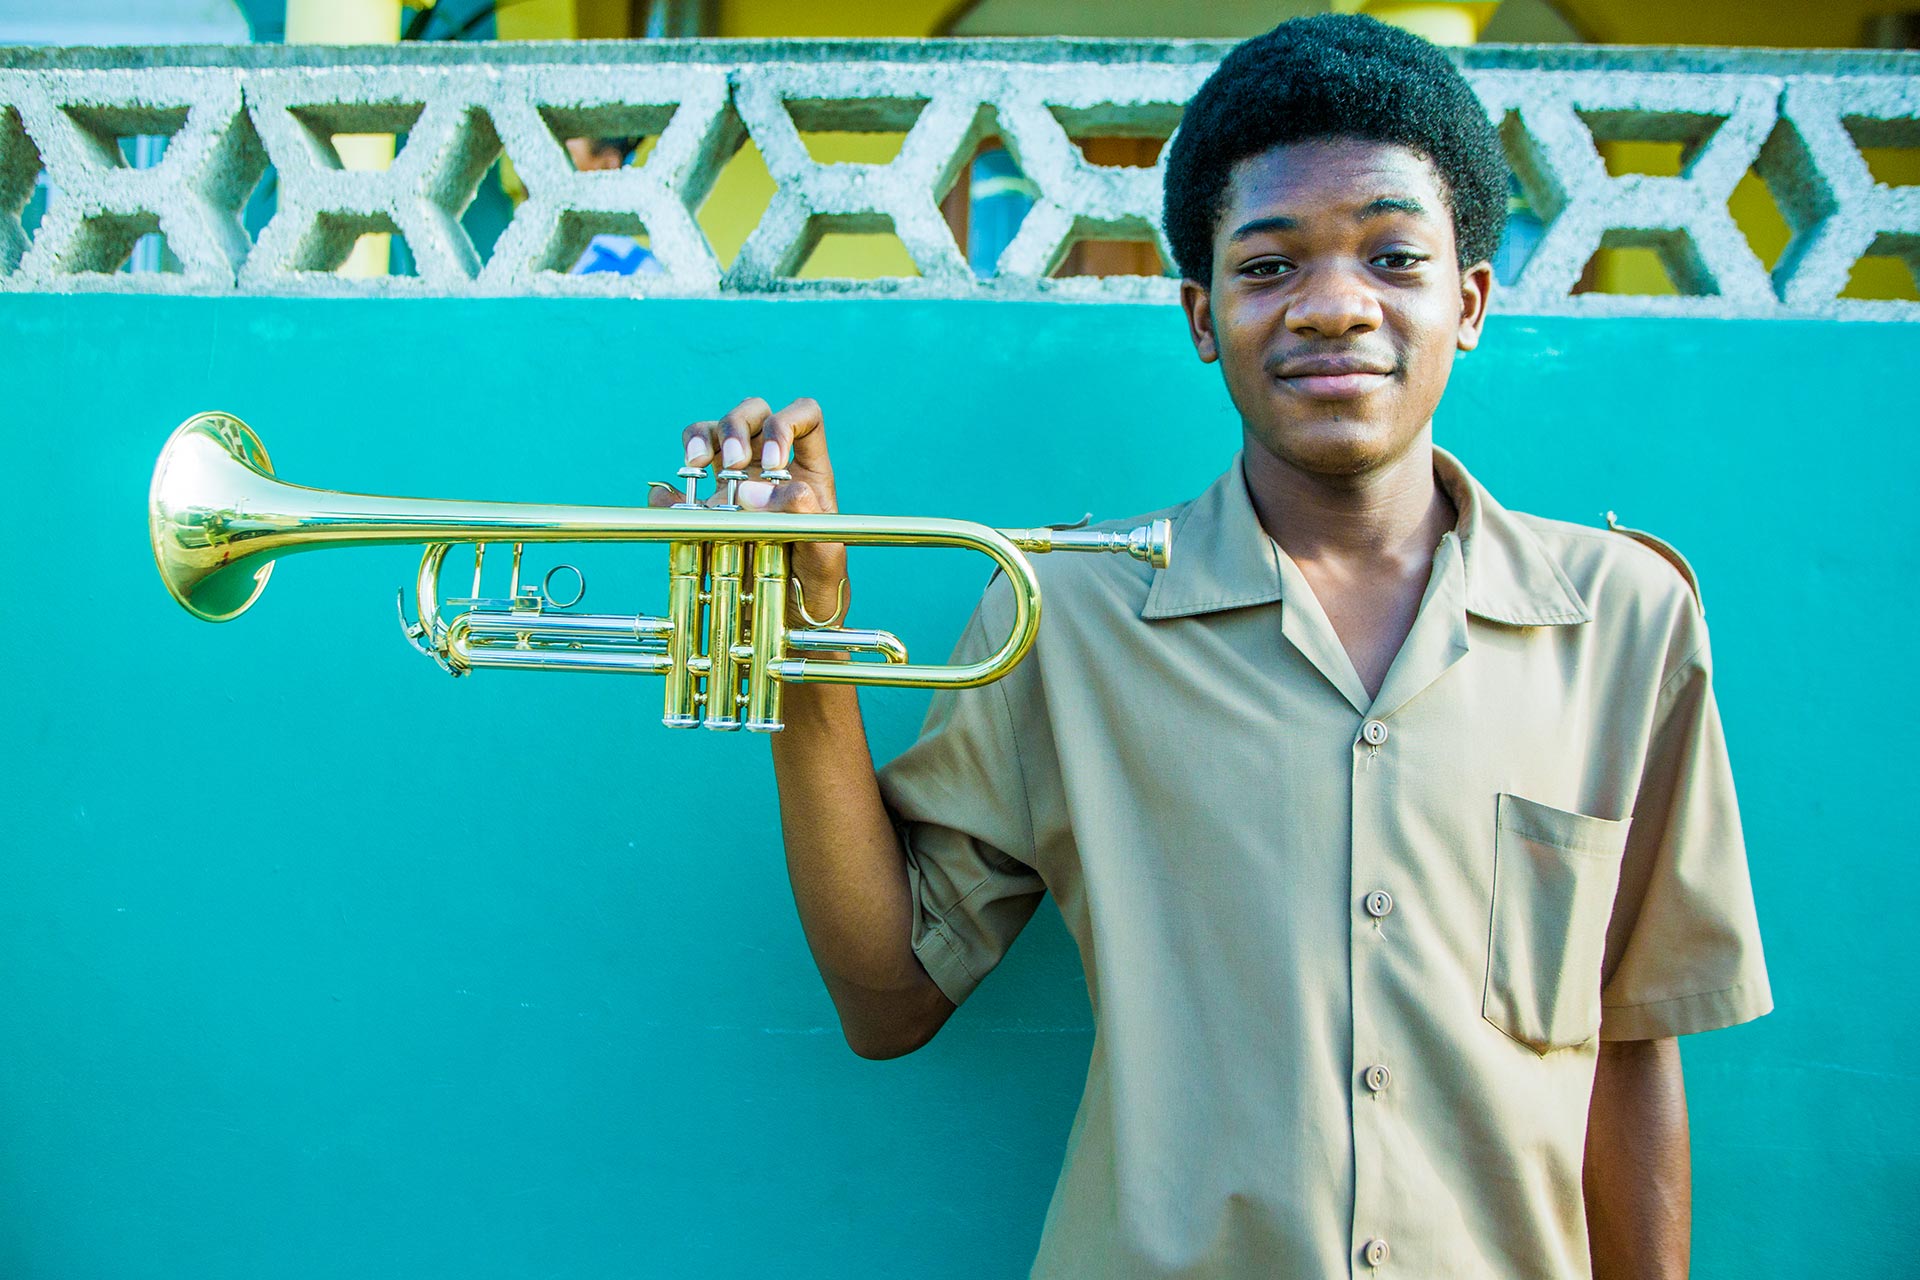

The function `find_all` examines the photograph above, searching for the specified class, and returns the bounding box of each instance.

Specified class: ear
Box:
[1456,260,1494,353]
[1180,279,1219,364]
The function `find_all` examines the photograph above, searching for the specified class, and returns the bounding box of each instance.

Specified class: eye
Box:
[1241,256,1291,279]
[1373,250,1428,271]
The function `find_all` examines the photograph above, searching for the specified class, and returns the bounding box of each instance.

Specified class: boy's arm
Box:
[770,677,956,1059]
[669,397,954,1060]
[1584,1036,1690,1280]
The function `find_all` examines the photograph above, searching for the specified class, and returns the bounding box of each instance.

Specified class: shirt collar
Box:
[1140,445,1591,627]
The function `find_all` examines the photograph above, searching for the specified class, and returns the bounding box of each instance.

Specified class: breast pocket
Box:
[1482,793,1630,1055]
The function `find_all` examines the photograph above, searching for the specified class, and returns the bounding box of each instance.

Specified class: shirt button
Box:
[1364,889,1394,919]
[1364,1063,1392,1093]
[1364,1238,1391,1268]
[1360,718,1390,746]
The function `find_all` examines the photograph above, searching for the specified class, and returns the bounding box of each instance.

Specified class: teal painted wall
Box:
[0,297,1912,1278]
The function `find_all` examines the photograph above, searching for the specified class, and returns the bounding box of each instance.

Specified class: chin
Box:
[1257,417,1410,478]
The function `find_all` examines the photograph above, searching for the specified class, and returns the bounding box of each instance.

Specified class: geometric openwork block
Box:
[0,42,1912,318]
[1475,70,1782,315]
[1,69,264,290]
[1757,77,1920,313]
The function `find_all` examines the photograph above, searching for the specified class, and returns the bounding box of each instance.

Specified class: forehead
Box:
[1219,137,1448,226]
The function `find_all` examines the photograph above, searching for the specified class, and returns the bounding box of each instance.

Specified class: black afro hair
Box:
[1162,14,1510,283]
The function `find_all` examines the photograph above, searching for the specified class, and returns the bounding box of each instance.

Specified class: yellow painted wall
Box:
[1336,1,1499,45]
[716,0,960,38]
[285,0,400,42]
[1555,0,1909,49]
[287,0,400,276]
[496,0,635,41]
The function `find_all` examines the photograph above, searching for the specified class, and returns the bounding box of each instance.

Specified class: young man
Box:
[667,16,1769,1278]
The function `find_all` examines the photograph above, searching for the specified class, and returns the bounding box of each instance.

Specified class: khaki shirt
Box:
[878,447,1771,1280]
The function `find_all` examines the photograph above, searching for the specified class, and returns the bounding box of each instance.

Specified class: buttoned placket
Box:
[1272,531,1471,1276]
[1130,452,1607,1274]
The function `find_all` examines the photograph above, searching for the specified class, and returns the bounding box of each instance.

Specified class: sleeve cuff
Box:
[913,923,984,1008]
[1600,974,1774,1041]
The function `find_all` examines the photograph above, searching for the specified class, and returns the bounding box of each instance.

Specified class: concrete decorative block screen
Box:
[0,40,1914,317]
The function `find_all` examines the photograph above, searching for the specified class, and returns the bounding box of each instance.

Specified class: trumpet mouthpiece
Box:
[1134,519,1173,569]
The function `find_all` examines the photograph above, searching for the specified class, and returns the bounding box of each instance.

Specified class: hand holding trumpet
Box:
[655,396,850,628]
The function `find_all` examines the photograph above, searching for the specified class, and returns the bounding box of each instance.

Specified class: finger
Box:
[716,398,772,471]
[680,421,718,467]
[763,479,825,514]
[738,477,827,514]
[758,397,825,474]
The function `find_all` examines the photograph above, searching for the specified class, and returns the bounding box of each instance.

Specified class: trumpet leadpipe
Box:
[1002,520,1173,567]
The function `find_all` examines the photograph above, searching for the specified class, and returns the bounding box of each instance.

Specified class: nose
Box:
[1284,264,1383,339]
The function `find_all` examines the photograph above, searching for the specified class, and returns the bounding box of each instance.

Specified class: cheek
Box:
[1395,297,1467,375]
[1214,297,1281,362]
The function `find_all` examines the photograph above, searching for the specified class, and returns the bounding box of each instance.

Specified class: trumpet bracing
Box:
[148,412,1172,732]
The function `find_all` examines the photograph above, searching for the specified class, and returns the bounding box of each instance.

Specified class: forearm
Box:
[665,397,953,1055]
[1584,1036,1691,1279]
[769,679,955,1058]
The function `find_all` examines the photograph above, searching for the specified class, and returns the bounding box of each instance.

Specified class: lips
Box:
[1272,354,1395,401]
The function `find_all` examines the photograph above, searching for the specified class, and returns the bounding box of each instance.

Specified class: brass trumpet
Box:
[148,412,1172,732]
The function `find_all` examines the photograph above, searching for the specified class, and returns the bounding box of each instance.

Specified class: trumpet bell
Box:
[149,412,278,622]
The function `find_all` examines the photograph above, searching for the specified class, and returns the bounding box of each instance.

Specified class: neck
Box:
[1241,429,1457,566]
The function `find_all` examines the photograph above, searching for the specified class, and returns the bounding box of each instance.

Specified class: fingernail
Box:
[685,437,711,465]
[739,480,773,509]
[762,441,782,470]
[721,437,747,468]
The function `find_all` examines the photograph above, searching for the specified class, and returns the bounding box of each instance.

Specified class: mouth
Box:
[1271,354,1395,401]
[1277,371,1392,400]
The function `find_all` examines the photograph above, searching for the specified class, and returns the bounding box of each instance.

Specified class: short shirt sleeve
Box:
[877,587,1047,1007]
[1599,612,1773,1040]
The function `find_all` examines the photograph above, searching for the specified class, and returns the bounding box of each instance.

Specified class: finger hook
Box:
[790,576,850,629]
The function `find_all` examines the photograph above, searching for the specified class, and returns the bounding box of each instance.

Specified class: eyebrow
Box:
[1227,215,1297,241]
[1227,196,1432,242]
[1358,196,1429,220]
